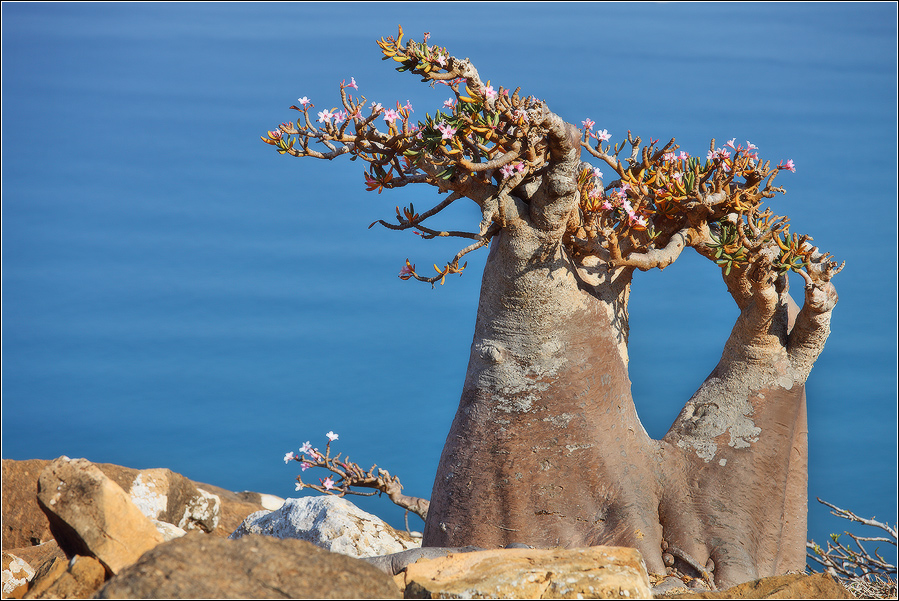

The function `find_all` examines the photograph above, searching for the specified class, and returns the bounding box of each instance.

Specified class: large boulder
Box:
[2,458,279,550]
[401,546,653,599]
[230,496,420,558]
[96,533,402,599]
[36,456,166,575]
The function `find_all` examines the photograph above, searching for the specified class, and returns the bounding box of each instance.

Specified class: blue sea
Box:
[2,2,896,566]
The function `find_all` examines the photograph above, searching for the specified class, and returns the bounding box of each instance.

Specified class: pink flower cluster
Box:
[777,159,796,172]
[437,123,457,139]
[581,119,611,142]
[500,162,526,179]
[597,183,646,228]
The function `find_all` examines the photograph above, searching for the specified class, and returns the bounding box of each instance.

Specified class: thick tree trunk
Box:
[422,205,829,588]
[422,211,670,576]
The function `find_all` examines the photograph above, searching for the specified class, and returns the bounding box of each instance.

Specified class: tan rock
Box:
[403,546,652,599]
[1,459,273,551]
[0,542,65,575]
[2,460,55,549]
[23,555,106,599]
[658,572,854,599]
[36,456,165,575]
[21,556,66,599]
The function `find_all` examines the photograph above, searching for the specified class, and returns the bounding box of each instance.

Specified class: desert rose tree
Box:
[264,27,842,589]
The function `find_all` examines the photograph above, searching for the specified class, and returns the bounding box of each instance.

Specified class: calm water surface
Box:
[2,3,896,563]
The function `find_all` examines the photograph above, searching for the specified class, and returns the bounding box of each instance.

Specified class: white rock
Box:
[229,496,421,558]
[258,493,285,511]
[130,470,169,520]
[2,555,35,596]
[151,519,187,542]
[180,487,221,532]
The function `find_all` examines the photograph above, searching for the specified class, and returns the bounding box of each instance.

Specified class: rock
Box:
[150,520,187,542]
[2,552,35,599]
[103,465,221,533]
[0,542,64,579]
[189,483,285,537]
[36,456,165,574]
[230,496,421,558]
[22,555,107,599]
[97,533,402,599]
[2,459,276,550]
[363,546,487,575]
[2,460,55,549]
[401,546,653,599]
[657,572,854,599]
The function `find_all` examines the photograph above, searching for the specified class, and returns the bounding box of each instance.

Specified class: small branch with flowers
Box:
[284,432,430,521]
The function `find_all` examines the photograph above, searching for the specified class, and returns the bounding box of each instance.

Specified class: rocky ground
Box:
[2,457,860,599]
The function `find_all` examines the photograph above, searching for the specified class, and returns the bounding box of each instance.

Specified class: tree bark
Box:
[422,198,832,589]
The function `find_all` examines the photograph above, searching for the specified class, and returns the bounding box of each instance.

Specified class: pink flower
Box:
[593,167,604,179]
[326,431,339,442]
[677,151,689,161]
[297,96,311,106]
[344,77,358,90]
[300,441,314,454]
[601,199,613,211]
[371,101,383,112]
[595,129,611,142]
[436,123,457,140]
[512,109,528,123]
[284,452,295,464]
[300,462,312,471]
[436,54,447,67]
[332,110,347,124]
[582,118,595,130]
[317,109,334,124]
[673,172,684,182]
[482,85,498,101]
[515,162,526,173]
[383,109,399,123]
[403,100,414,113]
[443,98,455,109]
[725,138,737,149]
[745,141,757,151]
[322,477,335,490]
[399,262,415,278]
[269,130,282,140]
[295,482,303,491]
[631,215,647,228]
[500,164,515,179]
[663,152,676,162]
[778,159,796,172]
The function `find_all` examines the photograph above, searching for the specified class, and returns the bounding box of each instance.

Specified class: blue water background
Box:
[2,3,896,563]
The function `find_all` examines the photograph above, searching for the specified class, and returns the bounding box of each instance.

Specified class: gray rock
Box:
[230,496,420,558]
